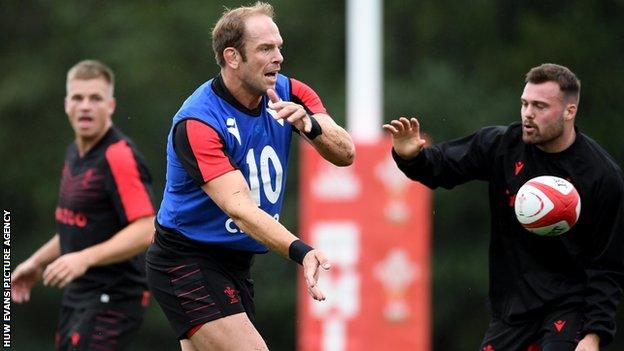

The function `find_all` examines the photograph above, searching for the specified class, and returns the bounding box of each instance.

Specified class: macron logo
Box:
[226,117,241,145]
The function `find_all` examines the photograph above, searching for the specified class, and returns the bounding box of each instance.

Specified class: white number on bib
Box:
[245,146,283,205]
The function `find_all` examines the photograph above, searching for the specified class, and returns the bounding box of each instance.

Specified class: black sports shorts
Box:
[479,300,583,351]
[146,223,256,339]
[55,298,146,351]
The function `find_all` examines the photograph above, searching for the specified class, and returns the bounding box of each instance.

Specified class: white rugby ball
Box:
[514,176,581,236]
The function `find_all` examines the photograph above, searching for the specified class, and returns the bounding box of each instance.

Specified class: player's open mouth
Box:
[77,116,94,128]
[523,124,536,132]
[264,71,278,80]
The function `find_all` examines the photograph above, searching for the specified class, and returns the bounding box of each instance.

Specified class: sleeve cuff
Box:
[391,147,427,168]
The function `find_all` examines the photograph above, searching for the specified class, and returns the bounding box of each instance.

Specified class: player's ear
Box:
[224,48,240,69]
[563,103,577,120]
[108,97,117,115]
[64,96,70,115]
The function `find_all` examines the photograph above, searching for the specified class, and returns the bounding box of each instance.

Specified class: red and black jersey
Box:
[56,126,155,307]
[393,122,624,345]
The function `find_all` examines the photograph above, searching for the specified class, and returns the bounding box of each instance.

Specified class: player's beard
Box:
[242,78,266,97]
[522,114,564,147]
[239,65,272,98]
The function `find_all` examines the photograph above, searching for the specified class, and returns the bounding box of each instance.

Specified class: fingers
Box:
[43,259,75,288]
[18,291,30,303]
[303,260,318,289]
[275,104,304,121]
[56,276,72,289]
[282,105,305,123]
[269,101,311,132]
[303,251,331,301]
[46,270,72,288]
[382,124,399,134]
[11,285,31,303]
[409,117,420,131]
[266,88,281,104]
[11,262,39,303]
[307,284,326,301]
[266,88,313,133]
[383,117,418,133]
[10,269,25,285]
[302,114,312,133]
[41,261,56,285]
[314,250,331,270]
[394,117,413,131]
[43,262,69,287]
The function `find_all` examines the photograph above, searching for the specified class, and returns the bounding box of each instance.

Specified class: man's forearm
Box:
[306,113,355,167]
[230,204,298,258]
[28,234,61,268]
[80,216,155,267]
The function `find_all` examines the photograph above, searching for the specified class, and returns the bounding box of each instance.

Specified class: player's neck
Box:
[221,70,262,110]
[75,124,112,157]
[536,126,576,153]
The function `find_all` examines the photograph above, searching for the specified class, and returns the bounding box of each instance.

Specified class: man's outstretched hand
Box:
[302,249,331,301]
[382,117,426,160]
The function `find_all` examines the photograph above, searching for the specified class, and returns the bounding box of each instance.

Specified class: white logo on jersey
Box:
[225,213,280,234]
[267,107,284,126]
[226,117,242,145]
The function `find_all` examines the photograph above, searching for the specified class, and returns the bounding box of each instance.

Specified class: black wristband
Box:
[288,239,313,265]
[303,116,323,140]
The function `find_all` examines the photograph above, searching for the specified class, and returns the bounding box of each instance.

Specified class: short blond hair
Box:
[66,60,115,96]
[211,2,275,67]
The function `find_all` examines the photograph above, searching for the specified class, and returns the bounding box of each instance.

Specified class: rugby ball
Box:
[514,176,581,236]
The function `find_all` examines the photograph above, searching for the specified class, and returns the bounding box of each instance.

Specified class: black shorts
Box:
[55,298,146,351]
[479,301,583,351]
[146,224,256,339]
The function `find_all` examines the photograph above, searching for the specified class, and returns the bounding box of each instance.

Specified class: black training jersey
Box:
[393,122,624,345]
[56,126,155,307]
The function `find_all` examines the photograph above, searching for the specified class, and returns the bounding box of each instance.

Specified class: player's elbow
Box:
[341,145,356,166]
[220,199,255,224]
[331,145,356,167]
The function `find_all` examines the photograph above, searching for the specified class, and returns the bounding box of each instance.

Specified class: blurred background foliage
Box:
[2,0,623,350]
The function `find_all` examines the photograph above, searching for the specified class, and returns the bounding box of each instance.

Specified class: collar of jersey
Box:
[212,74,263,117]
[73,126,117,160]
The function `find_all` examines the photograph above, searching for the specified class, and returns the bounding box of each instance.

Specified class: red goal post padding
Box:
[297,138,431,351]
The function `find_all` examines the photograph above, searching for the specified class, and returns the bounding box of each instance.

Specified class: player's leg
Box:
[479,317,539,351]
[56,306,106,351]
[188,312,268,350]
[149,261,263,350]
[186,274,264,350]
[147,232,260,350]
[55,305,74,350]
[536,304,582,351]
[180,338,199,351]
[86,306,144,350]
[150,262,264,351]
[55,304,144,351]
